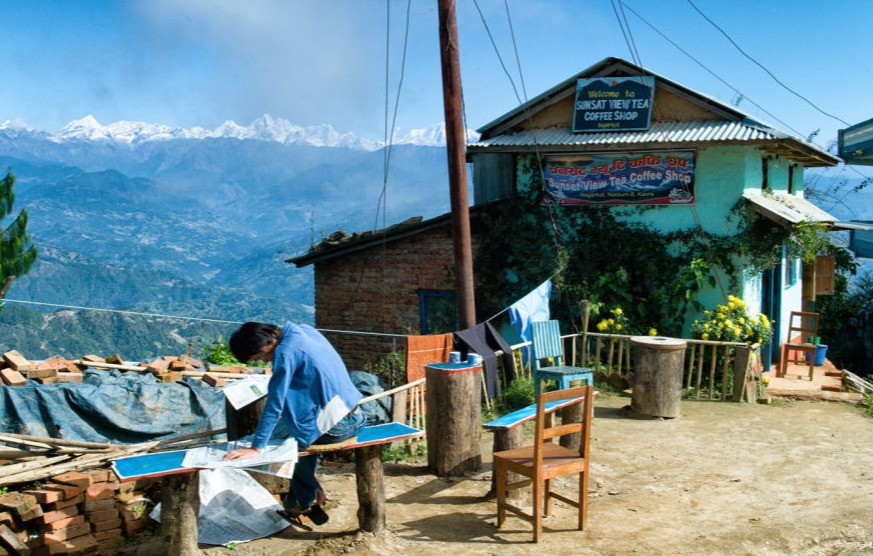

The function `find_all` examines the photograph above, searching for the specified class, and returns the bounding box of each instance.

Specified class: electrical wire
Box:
[685,0,850,127]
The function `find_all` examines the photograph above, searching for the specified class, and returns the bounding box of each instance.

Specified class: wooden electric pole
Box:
[438,0,476,330]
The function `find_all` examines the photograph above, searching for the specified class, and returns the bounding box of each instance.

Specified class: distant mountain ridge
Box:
[0,115,458,360]
[0,114,480,151]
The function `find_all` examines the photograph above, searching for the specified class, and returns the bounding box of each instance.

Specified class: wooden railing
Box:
[509,333,761,402]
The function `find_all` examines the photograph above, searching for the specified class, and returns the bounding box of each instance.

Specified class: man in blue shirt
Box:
[224,321,364,525]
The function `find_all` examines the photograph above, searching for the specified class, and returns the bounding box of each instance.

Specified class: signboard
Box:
[572,76,655,132]
[838,117,873,165]
[543,151,695,206]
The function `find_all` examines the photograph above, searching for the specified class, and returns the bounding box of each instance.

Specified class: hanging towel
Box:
[508,280,552,365]
[406,333,454,382]
[454,322,517,399]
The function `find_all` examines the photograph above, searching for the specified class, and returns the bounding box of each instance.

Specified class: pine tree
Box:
[0,168,37,305]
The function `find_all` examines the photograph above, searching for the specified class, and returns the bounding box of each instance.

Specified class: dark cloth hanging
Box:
[453,321,517,399]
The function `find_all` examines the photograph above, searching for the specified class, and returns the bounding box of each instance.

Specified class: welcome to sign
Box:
[572,76,655,133]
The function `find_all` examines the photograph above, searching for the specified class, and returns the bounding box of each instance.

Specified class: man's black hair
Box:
[229,322,281,362]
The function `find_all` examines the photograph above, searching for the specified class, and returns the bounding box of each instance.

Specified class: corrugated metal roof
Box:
[743,192,838,227]
[467,120,782,149]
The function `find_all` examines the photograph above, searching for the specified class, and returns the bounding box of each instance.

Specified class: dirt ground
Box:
[122,393,873,555]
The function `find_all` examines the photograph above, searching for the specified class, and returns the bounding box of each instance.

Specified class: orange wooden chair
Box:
[493,384,594,542]
[778,311,819,380]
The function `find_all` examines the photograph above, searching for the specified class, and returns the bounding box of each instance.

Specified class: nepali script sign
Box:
[543,152,695,206]
[573,76,654,132]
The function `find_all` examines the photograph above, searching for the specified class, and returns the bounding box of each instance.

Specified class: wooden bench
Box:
[111,379,426,555]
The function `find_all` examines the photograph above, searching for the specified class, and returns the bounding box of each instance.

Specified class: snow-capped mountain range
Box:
[0,114,479,150]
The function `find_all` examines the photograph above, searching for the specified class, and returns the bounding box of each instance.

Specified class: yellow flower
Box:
[615,324,622,331]
[648,328,658,336]
[701,333,709,340]
[612,307,623,316]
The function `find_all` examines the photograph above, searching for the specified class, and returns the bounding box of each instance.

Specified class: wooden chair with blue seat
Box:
[531,319,593,395]
[493,384,594,542]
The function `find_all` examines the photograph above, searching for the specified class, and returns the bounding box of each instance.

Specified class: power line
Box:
[685,0,850,127]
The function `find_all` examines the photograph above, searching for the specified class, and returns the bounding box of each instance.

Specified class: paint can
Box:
[467,353,483,366]
[448,351,461,364]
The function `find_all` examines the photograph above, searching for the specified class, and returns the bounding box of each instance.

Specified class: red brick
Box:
[43,520,91,542]
[84,483,116,502]
[85,469,112,484]
[40,504,78,525]
[46,492,84,511]
[0,524,29,555]
[81,355,105,363]
[92,528,121,542]
[19,504,44,522]
[146,359,169,374]
[0,367,27,386]
[85,508,118,523]
[90,518,121,533]
[42,513,84,532]
[3,350,33,372]
[41,532,97,555]
[52,471,92,491]
[0,492,38,516]
[122,518,150,534]
[202,373,226,387]
[46,483,81,500]
[0,511,13,528]
[82,499,115,513]
[25,367,58,380]
[24,488,63,505]
[56,372,84,384]
[104,354,124,365]
[36,357,69,371]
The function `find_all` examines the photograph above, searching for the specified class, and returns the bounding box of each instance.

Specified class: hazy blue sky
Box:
[1,0,871,155]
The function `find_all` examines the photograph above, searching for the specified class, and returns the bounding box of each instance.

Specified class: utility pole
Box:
[438,0,476,330]
[431,0,482,478]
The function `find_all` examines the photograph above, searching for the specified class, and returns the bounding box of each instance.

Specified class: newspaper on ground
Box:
[222,374,271,410]
[151,467,290,546]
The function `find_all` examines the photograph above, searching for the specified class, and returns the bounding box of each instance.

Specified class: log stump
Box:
[161,472,202,556]
[629,336,686,419]
[425,363,482,476]
[355,445,385,532]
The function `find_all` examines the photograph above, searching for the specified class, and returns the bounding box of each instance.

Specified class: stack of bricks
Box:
[0,349,256,387]
[0,468,156,555]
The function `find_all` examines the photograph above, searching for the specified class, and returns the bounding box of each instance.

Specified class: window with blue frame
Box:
[417,290,457,334]
[784,246,798,287]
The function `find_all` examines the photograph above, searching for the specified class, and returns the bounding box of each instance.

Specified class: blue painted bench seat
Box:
[112,422,423,481]
[483,394,594,431]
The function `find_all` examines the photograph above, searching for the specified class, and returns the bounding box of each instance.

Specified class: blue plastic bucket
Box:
[805,344,828,366]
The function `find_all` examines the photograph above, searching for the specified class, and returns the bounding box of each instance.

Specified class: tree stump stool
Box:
[425,362,482,476]
[629,336,687,419]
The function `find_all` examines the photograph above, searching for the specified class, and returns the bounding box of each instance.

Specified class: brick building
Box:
[288,215,462,370]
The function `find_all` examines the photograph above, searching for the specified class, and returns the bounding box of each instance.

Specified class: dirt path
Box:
[123,394,873,555]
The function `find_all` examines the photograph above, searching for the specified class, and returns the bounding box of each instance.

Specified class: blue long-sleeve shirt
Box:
[251,323,362,449]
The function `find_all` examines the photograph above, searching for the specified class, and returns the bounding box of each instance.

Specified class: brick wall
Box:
[314,223,456,370]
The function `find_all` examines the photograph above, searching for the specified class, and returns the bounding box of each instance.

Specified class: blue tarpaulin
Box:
[0,369,226,444]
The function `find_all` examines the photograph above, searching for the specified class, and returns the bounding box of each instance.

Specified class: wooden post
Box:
[225,397,266,441]
[733,344,753,402]
[355,445,386,532]
[161,472,202,556]
[425,363,482,476]
[629,336,687,419]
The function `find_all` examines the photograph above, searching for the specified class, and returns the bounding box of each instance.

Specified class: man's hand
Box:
[223,447,262,461]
